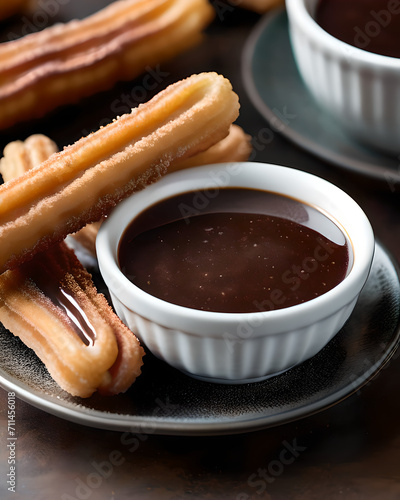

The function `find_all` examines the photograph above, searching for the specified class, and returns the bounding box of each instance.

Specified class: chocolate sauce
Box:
[53,288,97,347]
[118,189,350,313]
[24,260,97,346]
[315,0,400,58]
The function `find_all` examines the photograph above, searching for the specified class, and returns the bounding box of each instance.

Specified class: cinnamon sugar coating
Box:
[0,72,240,273]
[16,125,251,258]
[0,135,144,398]
[0,0,214,128]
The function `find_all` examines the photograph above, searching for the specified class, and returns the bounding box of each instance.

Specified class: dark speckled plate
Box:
[242,10,400,188]
[0,242,399,436]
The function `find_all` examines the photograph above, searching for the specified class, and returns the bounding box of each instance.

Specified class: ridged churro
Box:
[86,124,252,254]
[0,0,214,129]
[0,134,58,183]
[0,72,240,273]
[172,123,252,171]
[0,135,144,398]
[25,125,252,257]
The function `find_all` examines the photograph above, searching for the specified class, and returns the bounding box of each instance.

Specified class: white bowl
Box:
[286,0,400,155]
[96,162,375,384]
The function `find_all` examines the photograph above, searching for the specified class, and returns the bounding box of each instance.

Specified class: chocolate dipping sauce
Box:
[23,260,96,346]
[315,0,400,58]
[118,189,350,314]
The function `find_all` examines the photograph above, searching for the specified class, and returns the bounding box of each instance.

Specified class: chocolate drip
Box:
[22,256,96,346]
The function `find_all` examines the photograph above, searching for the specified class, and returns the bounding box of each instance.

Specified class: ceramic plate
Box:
[0,243,399,436]
[242,9,400,189]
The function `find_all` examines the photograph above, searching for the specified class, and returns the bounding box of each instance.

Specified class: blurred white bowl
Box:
[97,162,375,383]
[286,0,400,156]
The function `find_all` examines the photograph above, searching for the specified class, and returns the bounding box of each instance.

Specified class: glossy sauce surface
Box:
[316,0,400,58]
[24,261,96,346]
[118,189,350,313]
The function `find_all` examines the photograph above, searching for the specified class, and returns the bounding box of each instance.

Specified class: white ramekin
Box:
[96,162,375,384]
[286,0,400,156]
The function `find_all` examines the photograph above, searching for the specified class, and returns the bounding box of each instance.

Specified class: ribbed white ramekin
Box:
[286,0,400,156]
[97,162,375,384]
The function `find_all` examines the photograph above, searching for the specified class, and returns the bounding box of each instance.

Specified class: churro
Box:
[0,134,58,183]
[0,135,144,398]
[0,72,240,273]
[22,125,251,258]
[172,124,252,171]
[85,124,252,255]
[0,0,214,129]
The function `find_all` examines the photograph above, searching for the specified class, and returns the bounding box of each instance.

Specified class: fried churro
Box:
[0,0,214,129]
[0,135,144,398]
[85,124,252,254]
[0,72,240,273]
[172,123,252,171]
[0,134,58,183]
[44,124,252,258]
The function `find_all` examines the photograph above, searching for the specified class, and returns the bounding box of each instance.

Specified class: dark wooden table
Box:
[1,2,400,499]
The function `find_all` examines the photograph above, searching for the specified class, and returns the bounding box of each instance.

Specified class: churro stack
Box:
[0,72,248,397]
[0,0,253,398]
[0,135,145,398]
[69,124,252,257]
[0,72,240,273]
[0,0,214,128]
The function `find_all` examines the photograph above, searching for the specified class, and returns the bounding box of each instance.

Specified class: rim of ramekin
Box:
[96,163,375,337]
[286,0,400,69]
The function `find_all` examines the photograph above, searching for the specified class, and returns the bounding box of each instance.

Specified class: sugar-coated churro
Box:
[0,134,58,183]
[0,134,101,257]
[0,72,240,273]
[0,0,214,129]
[77,124,252,255]
[9,125,251,258]
[0,135,144,398]
[171,124,252,171]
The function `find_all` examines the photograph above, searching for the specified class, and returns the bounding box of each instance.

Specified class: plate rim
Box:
[0,242,399,436]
